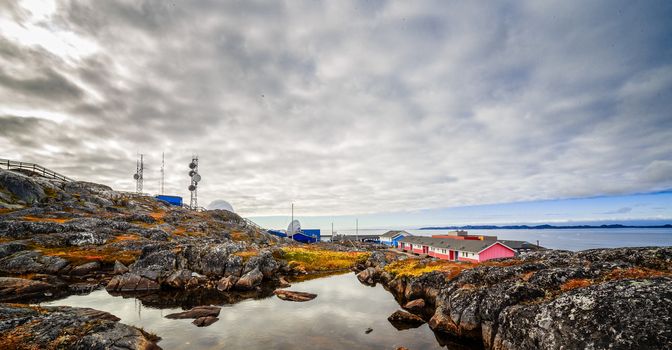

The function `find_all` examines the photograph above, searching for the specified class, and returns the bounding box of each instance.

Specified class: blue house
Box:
[379,230,412,247]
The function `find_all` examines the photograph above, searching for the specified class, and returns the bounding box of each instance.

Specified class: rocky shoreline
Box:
[355,248,672,349]
[2,168,672,349]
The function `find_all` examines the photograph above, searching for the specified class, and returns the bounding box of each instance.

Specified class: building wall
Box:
[478,243,515,262]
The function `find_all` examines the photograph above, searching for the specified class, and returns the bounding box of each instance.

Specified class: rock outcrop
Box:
[357,247,672,349]
[0,304,161,349]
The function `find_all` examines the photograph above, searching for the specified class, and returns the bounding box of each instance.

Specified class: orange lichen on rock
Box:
[20,216,71,223]
[520,271,536,281]
[112,234,141,242]
[230,231,251,242]
[148,211,166,222]
[560,278,592,291]
[233,250,259,262]
[603,267,671,281]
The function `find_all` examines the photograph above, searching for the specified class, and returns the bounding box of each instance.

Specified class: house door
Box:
[423,246,429,254]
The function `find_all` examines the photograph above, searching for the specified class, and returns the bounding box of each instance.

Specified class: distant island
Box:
[420,224,672,230]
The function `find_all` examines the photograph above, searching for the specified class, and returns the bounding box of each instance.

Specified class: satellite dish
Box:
[189,162,197,169]
[188,170,196,177]
[192,174,201,183]
[133,174,139,180]
[287,219,301,236]
[188,184,196,191]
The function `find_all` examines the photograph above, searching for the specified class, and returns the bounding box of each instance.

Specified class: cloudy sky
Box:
[1,0,671,228]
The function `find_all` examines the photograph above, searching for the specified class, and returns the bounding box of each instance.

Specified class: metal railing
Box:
[0,158,74,182]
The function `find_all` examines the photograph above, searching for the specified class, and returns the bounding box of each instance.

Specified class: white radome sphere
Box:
[207,200,234,212]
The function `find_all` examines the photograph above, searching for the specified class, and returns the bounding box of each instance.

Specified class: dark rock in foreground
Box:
[273,289,317,302]
[0,277,67,302]
[0,304,160,349]
[165,305,221,319]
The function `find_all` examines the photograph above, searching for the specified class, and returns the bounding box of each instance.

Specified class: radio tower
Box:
[160,152,165,195]
[188,156,201,210]
[134,154,144,194]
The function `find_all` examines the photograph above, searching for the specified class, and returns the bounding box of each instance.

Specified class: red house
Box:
[398,236,516,262]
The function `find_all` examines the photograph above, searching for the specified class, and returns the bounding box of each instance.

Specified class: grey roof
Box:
[398,236,514,253]
[380,230,411,238]
[498,240,545,250]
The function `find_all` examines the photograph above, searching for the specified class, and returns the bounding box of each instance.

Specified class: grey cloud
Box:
[0,0,670,217]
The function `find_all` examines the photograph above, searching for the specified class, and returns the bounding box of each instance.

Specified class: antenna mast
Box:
[134,154,144,194]
[188,156,200,210]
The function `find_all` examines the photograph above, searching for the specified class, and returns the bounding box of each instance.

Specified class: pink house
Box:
[398,236,516,262]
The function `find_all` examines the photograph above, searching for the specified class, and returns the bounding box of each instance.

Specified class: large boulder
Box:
[0,277,65,302]
[0,251,69,275]
[0,304,160,349]
[492,278,672,350]
[106,273,160,292]
[0,169,46,204]
[235,268,263,290]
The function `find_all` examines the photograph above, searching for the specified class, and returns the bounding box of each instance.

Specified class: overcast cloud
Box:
[1,0,671,217]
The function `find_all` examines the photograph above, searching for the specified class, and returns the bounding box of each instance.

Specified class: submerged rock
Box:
[165,305,221,319]
[192,316,219,327]
[273,289,317,302]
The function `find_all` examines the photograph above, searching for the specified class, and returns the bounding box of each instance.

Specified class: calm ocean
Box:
[332,228,672,251]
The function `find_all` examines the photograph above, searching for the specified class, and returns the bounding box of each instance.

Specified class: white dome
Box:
[207,200,234,212]
[287,219,301,236]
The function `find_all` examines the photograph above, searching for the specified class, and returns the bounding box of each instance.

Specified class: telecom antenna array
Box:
[188,156,201,209]
[134,154,144,194]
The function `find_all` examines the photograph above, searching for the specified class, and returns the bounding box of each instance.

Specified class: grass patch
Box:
[39,246,140,265]
[280,246,369,273]
[384,259,475,279]
[230,231,251,242]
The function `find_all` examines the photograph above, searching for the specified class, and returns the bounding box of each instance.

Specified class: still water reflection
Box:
[42,273,474,349]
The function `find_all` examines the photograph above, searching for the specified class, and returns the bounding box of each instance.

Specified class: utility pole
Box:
[160,152,165,195]
[356,218,359,242]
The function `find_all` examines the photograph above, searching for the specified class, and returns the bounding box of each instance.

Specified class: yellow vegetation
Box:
[384,259,475,279]
[233,250,258,262]
[280,246,369,273]
[40,246,140,265]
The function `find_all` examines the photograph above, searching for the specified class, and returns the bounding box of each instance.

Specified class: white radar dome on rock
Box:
[287,219,301,236]
[207,200,234,212]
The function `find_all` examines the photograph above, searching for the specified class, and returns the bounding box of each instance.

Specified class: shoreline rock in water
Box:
[355,247,672,349]
[0,304,161,349]
[273,289,317,302]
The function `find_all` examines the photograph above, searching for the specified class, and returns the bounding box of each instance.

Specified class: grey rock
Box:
[193,316,219,327]
[0,169,46,204]
[235,268,263,290]
[0,304,161,349]
[165,305,221,319]
[70,261,101,276]
[113,260,129,274]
